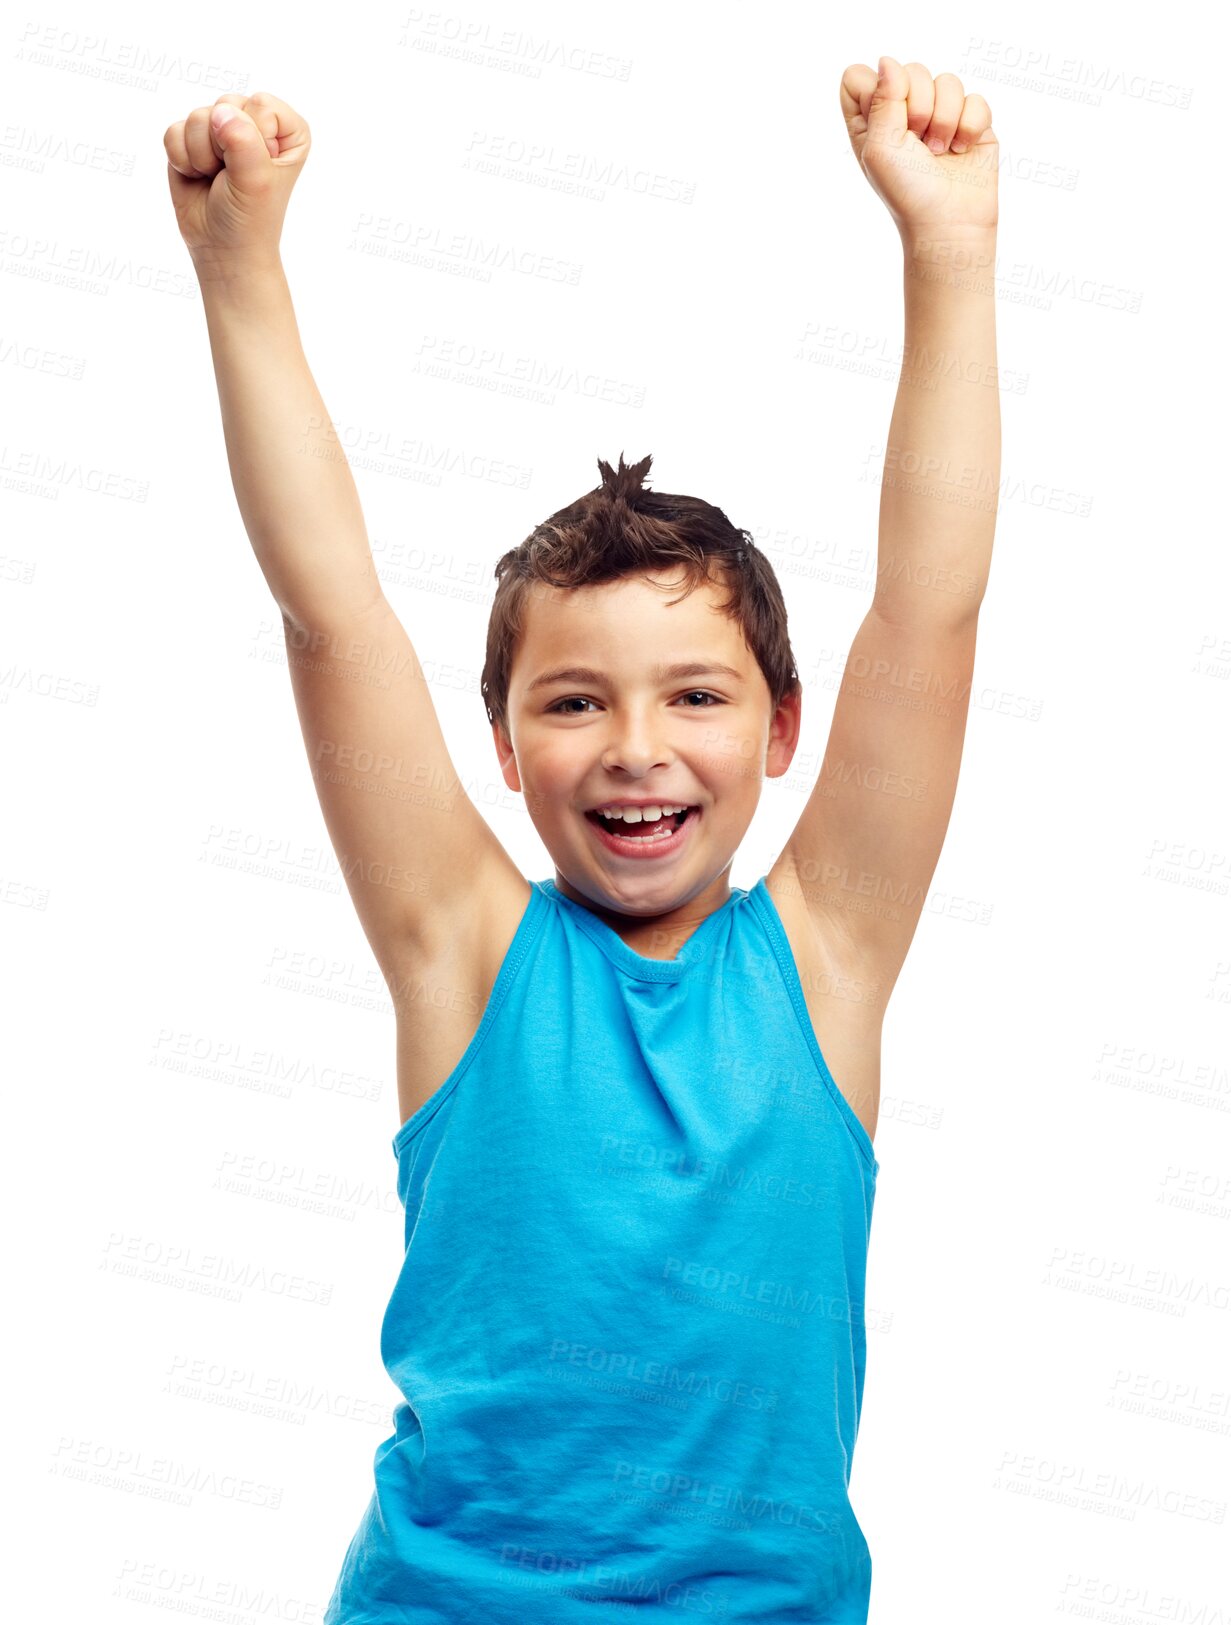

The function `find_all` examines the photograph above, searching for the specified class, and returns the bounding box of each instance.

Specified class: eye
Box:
[546,690,724,715]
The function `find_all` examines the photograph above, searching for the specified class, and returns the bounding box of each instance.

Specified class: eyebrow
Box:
[525,661,745,694]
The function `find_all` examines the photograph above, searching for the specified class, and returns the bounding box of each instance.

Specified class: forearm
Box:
[872,226,1000,629]
[194,256,381,628]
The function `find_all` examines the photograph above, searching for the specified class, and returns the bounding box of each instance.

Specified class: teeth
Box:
[593,803,689,823]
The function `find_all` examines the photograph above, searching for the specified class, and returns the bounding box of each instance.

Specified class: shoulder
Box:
[760,855,886,1027]
[761,859,886,1149]
[385,855,539,1011]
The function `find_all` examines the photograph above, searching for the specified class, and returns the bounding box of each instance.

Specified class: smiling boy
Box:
[167,50,1000,1625]
[489,555,800,954]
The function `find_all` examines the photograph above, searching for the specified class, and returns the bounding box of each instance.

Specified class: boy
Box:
[164,52,999,1623]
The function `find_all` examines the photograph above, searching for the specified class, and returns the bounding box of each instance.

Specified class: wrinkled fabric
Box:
[324,876,879,1623]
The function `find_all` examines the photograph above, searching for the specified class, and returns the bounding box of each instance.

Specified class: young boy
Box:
[165,53,999,1623]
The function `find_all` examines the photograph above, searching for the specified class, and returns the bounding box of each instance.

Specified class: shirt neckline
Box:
[539,879,746,981]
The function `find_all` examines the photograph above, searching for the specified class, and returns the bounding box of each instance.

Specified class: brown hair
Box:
[480,452,801,733]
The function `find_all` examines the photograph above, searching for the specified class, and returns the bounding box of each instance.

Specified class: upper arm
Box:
[280,593,524,981]
[770,602,980,996]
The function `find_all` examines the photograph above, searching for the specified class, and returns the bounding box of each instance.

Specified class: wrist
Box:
[900,225,996,294]
[190,248,286,293]
[900,223,997,257]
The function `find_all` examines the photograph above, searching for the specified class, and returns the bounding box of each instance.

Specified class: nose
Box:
[600,705,673,777]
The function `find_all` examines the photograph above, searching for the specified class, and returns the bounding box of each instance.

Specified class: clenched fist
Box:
[840,56,997,238]
[163,91,311,273]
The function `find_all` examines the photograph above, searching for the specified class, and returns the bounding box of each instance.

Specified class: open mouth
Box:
[584,806,699,841]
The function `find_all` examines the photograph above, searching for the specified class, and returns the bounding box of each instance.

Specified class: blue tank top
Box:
[324,875,880,1623]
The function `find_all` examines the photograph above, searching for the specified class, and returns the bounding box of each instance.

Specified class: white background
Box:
[4,1,1228,1619]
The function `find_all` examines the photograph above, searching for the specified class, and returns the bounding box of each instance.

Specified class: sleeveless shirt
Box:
[323,875,880,1624]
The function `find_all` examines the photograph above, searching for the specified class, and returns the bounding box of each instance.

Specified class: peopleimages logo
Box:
[610,1461,849,1535]
[662,1256,862,1324]
[546,1339,778,1412]
[398,11,634,81]
[496,1543,728,1615]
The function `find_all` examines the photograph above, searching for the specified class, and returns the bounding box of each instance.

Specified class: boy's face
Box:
[493,568,801,918]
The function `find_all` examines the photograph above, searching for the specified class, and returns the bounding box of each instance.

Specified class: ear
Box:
[764,686,803,780]
[492,720,522,793]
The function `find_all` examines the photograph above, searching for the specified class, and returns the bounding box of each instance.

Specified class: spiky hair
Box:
[479,452,799,732]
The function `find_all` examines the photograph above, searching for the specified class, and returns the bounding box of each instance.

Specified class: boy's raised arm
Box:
[165,93,522,979]
[777,57,1001,997]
